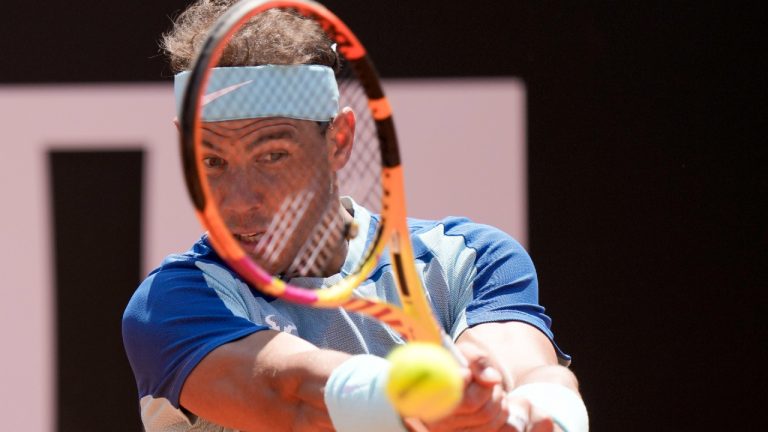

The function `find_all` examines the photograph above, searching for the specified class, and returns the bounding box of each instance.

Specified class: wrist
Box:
[509,382,589,432]
[324,354,407,432]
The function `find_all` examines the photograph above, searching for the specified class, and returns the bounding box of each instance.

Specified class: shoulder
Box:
[122,235,268,404]
[408,216,530,267]
[125,236,221,310]
[123,234,269,326]
[408,216,522,245]
[153,233,222,273]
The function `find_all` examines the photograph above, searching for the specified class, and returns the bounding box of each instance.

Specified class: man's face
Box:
[200,117,336,275]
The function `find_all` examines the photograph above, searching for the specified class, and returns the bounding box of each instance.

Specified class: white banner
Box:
[0,79,525,430]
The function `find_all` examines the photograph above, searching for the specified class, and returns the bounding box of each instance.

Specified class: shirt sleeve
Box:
[122,261,268,409]
[440,218,571,364]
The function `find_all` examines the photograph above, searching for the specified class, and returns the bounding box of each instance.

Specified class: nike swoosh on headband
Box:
[202,80,253,106]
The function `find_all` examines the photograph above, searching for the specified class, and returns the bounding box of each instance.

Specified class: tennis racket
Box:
[177,0,472,424]
[179,0,453,347]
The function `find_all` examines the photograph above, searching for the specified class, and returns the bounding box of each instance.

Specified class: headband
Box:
[174,64,339,122]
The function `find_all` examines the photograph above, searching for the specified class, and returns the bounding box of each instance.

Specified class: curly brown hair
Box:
[162,0,339,73]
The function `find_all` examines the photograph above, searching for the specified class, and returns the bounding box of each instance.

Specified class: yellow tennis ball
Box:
[385,342,464,422]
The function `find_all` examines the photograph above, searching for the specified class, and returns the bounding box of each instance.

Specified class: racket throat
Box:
[391,252,411,297]
[389,233,410,296]
[388,232,442,344]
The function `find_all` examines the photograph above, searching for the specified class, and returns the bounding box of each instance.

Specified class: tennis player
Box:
[122,1,587,431]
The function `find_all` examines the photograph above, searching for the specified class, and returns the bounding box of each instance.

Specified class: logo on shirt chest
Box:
[264,314,298,335]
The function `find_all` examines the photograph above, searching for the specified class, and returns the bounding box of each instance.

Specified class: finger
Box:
[462,383,507,425]
[453,380,496,414]
[482,391,517,432]
[429,383,507,431]
[506,400,530,432]
[528,418,554,432]
[471,359,504,388]
[456,339,507,389]
[527,403,557,432]
[295,404,335,431]
[403,418,430,432]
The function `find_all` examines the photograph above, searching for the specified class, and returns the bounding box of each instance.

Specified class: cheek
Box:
[292,151,332,182]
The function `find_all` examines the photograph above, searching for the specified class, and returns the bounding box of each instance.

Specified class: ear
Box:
[173,117,180,132]
[328,107,356,171]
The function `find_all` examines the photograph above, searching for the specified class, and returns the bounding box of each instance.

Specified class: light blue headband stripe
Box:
[174,64,339,122]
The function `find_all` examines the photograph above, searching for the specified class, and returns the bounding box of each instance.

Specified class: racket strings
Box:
[256,188,316,269]
[335,73,382,214]
[285,199,346,277]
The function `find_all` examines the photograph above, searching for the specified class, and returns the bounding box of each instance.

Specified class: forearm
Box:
[256,336,351,406]
[181,330,406,432]
[180,330,349,431]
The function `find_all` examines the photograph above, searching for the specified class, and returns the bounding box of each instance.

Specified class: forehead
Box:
[204,117,297,131]
[202,117,320,137]
[200,117,325,152]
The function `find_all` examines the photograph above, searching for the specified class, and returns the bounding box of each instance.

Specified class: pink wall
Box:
[0,79,525,430]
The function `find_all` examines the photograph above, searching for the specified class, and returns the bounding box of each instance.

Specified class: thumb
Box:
[457,341,503,388]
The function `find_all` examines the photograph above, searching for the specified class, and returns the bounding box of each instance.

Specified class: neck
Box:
[320,201,354,276]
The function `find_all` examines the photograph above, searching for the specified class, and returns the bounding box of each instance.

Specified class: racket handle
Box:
[441,332,468,367]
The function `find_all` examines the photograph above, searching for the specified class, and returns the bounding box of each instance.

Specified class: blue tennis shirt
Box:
[122,198,570,431]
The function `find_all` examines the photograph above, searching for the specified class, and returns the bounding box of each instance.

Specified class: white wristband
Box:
[509,383,589,432]
[324,354,406,432]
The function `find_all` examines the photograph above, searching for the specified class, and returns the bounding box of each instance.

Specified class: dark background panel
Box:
[10,1,766,430]
[50,151,144,431]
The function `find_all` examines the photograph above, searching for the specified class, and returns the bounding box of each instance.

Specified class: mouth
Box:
[232,232,269,258]
[233,232,264,243]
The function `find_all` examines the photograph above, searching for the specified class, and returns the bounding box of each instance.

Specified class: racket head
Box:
[178,0,400,307]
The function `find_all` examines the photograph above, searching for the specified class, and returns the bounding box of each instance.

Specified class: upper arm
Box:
[122,263,347,431]
[180,329,348,431]
[122,267,268,412]
[436,221,575,388]
[458,321,557,378]
[433,220,571,364]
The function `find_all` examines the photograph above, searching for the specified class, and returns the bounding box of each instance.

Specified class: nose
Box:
[215,166,267,225]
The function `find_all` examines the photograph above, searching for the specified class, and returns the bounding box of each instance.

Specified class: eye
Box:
[203,156,227,169]
[258,151,289,163]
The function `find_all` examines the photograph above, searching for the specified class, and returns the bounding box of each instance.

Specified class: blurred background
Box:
[1,1,764,431]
